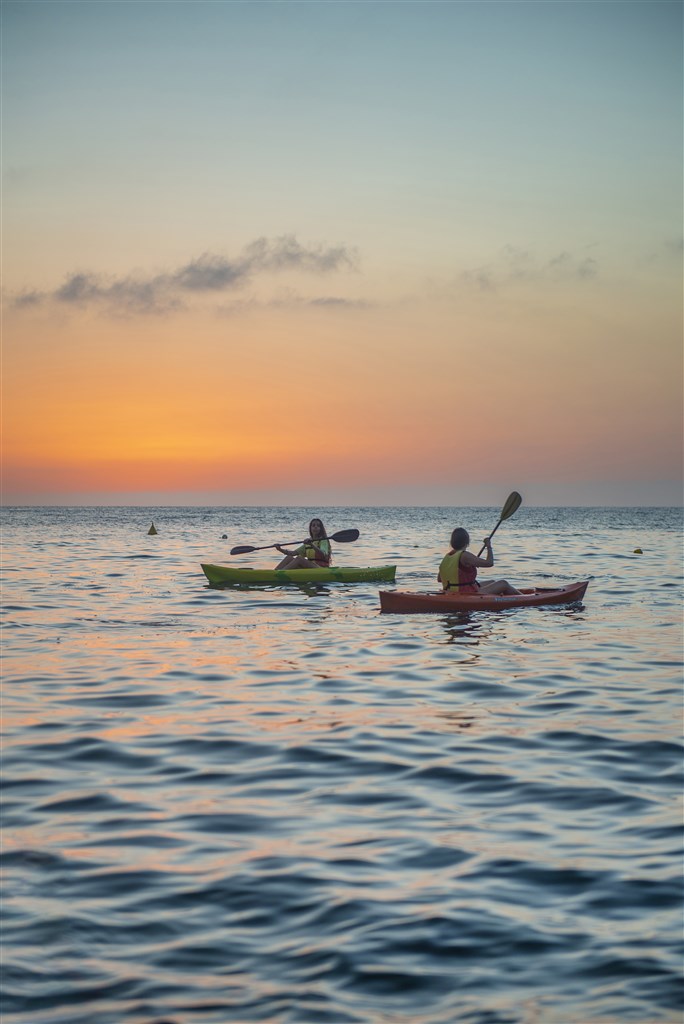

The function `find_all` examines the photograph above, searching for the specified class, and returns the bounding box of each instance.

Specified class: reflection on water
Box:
[439,613,484,650]
[1,505,682,1024]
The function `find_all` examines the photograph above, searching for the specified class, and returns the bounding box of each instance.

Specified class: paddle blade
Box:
[230,544,257,555]
[330,528,360,544]
[476,492,522,556]
[500,491,522,522]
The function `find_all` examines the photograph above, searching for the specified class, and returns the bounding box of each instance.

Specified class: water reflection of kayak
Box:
[201,563,397,586]
[379,580,589,614]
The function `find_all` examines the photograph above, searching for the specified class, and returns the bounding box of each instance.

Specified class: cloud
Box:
[242,236,356,274]
[216,292,372,317]
[308,296,368,308]
[171,253,245,292]
[577,257,598,279]
[638,237,684,269]
[12,289,44,308]
[10,235,359,316]
[665,237,684,256]
[461,245,600,292]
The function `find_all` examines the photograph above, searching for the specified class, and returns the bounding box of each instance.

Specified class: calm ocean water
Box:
[1,505,682,1024]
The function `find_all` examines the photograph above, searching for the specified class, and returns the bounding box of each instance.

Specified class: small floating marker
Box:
[633,548,643,554]
[222,534,228,540]
[148,522,158,535]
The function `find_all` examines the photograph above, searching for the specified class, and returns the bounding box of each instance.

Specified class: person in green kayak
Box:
[275,517,332,569]
[438,528,521,595]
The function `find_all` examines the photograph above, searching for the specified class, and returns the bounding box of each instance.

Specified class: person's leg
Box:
[286,555,324,569]
[478,579,521,595]
[275,554,298,569]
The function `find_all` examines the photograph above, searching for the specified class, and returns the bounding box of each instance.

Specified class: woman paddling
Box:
[438,528,521,595]
[275,518,332,570]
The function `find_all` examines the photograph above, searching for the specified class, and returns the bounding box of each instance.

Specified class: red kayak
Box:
[379,580,589,614]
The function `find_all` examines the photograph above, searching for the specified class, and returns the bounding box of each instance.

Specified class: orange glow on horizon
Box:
[3,289,682,501]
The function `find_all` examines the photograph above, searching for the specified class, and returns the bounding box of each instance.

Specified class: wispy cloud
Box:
[10,236,359,316]
[637,236,684,269]
[460,245,600,292]
[216,292,372,317]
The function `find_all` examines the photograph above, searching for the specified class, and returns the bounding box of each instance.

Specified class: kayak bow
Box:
[379,580,589,613]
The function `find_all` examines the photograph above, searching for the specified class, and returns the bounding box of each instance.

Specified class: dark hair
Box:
[450,528,469,551]
[309,517,328,538]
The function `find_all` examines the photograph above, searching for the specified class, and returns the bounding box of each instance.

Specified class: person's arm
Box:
[276,545,296,556]
[462,540,494,569]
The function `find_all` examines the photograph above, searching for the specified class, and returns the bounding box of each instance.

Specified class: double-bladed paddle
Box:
[230,528,360,556]
[477,491,522,556]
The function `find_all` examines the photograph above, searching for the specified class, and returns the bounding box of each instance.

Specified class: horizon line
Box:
[2,502,682,510]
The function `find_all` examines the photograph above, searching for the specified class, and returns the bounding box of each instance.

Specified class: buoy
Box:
[148,522,158,535]
[633,548,642,554]
[222,534,227,540]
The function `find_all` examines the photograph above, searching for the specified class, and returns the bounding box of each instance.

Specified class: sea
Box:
[1,504,682,1024]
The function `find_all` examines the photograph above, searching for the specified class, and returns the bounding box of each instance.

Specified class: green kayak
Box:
[201,563,396,586]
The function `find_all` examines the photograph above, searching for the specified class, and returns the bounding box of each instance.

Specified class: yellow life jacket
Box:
[298,537,331,564]
[439,551,462,589]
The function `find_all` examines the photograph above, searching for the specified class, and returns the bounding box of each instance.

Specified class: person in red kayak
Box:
[274,517,332,569]
[438,528,521,595]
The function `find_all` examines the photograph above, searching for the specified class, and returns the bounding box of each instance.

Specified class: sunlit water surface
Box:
[2,505,682,1024]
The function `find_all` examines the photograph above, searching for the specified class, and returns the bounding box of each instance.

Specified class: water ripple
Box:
[1,505,682,1024]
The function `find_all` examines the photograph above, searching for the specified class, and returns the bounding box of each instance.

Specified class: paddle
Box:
[477,491,522,556]
[230,528,360,556]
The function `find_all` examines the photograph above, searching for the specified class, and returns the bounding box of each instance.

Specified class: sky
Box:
[2,0,682,506]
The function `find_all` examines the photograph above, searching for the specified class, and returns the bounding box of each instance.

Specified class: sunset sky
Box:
[2,0,682,506]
